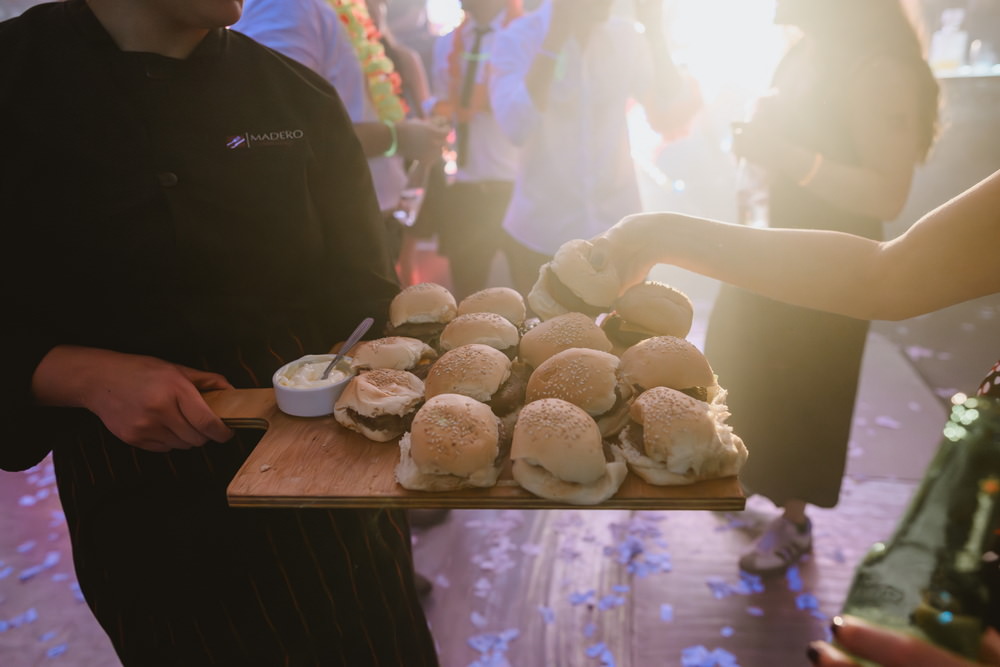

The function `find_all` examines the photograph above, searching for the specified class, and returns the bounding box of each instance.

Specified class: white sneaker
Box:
[739,516,812,576]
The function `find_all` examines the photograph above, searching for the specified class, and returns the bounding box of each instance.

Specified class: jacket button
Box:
[157,172,178,187]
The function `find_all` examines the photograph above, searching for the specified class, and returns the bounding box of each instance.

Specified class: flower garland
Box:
[328,0,408,123]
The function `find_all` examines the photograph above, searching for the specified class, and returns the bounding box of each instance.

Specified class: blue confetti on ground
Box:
[598,595,626,611]
[660,604,674,622]
[746,606,764,617]
[46,644,68,658]
[795,593,819,611]
[586,642,607,658]
[538,605,555,624]
[2,607,40,631]
[570,590,596,606]
[720,626,734,637]
[705,572,765,600]
[681,645,741,667]
[785,566,803,592]
[467,628,520,659]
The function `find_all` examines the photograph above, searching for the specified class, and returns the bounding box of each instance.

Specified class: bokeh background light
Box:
[423,0,796,221]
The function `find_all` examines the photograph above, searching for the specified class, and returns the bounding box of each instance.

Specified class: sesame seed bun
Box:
[602,281,694,349]
[618,336,717,397]
[457,287,527,326]
[333,369,425,442]
[518,312,612,369]
[395,393,502,491]
[423,344,512,403]
[439,313,520,355]
[388,282,457,328]
[349,336,438,373]
[510,398,627,505]
[525,348,633,437]
[527,240,621,321]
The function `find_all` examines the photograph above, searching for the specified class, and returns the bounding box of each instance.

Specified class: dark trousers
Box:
[501,233,552,307]
[437,180,514,300]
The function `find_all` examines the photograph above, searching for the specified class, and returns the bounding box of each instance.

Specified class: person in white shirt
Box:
[424,0,522,299]
[489,0,687,297]
[234,0,446,263]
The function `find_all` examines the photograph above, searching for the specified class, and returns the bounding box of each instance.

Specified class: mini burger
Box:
[385,282,457,348]
[423,344,530,440]
[510,398,627,505]
[439,312,520,359]
[333,368,425,442]
[395,393,503,491]
[527,239,621,320]
[525,348,633,438]
[618,335,719,402]
[612,386,747,485]
[601,281,694,350]
[457,287,527,328]
[518,312,613,369]
[349,336,438,378]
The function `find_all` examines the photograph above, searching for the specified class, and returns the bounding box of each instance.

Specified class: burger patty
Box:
[385,321,445,348]
[597,385,630,420]
[519,317,541,336]
[634,383,709,403]
[487,361,531,417]
[542,266,608,318]
[409,360,434,380]
[601,313,656,348]
[342,407,417,436]
[623,422,648,456]
[679,386,709,402]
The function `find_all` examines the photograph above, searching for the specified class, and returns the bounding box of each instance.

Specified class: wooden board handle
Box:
[202,388,274,430]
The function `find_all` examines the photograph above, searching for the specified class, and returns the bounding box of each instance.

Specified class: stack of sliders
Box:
[524,348,633,438]
[310,260,746,505]
[423,343,528,444]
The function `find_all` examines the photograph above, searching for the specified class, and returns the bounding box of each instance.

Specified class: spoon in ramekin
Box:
[321,316,374,380]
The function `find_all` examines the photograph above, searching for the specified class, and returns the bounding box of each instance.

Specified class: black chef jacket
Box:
[0,2,437,665]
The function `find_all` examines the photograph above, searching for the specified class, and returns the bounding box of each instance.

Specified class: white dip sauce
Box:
[276,360,348,388]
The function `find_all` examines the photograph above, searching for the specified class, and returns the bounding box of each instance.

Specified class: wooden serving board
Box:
[207,389,746,510]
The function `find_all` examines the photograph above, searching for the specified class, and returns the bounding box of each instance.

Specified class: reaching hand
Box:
[33,346,234,453]
[589,213,668,292]
[808,616,1000,667]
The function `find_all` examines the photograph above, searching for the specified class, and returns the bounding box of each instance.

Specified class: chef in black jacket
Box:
[0,1,438,665]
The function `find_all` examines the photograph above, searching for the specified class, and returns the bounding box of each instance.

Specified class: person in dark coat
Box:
[0,1,438,664]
